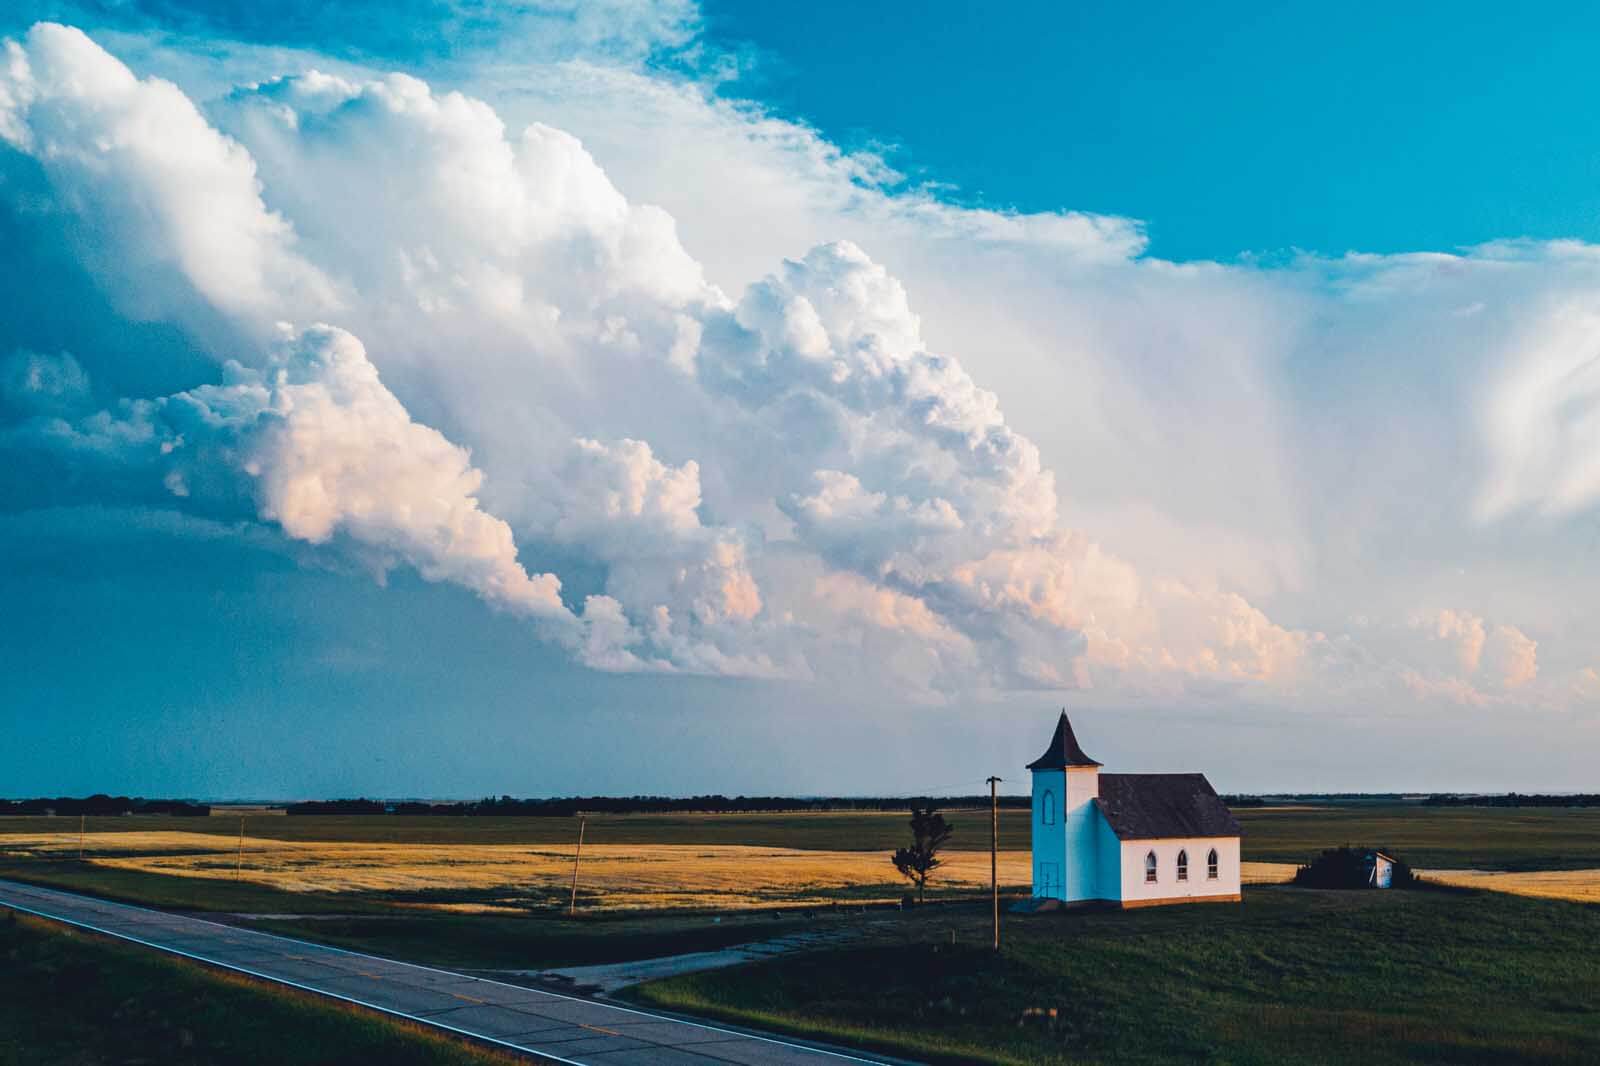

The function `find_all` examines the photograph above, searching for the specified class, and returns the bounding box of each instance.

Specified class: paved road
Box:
[0,879,899,1065]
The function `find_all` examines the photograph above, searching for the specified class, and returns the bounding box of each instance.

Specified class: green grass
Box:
[0,810,1034,850]
[11,804,1600,867]
[248,911,814,970]
[631,886,1600,1065]
[0,910,516,1066]
[1235,805,1600,870]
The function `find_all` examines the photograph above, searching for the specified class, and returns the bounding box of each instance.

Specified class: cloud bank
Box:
[2,18,1597,722]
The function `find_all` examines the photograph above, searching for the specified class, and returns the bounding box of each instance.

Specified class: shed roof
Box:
[1095,773,1241,840]
[1025,711,1102,770]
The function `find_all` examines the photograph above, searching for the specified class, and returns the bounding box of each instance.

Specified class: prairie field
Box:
[6,800,1593,857]
[3,829,1032,910]
[0,809,1036,850]
[1240,861,1297,883]
[3,804,1598,914]
[0,828,1311,914]
[4,804,1598,1065]
[5,801,1599,866]
[1419,867,1600,903]
[1234,803,1600,870]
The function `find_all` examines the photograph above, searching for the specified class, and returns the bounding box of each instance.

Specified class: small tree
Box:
[891,806,954,903]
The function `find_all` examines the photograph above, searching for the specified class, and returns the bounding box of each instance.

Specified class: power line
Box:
[878,779,1018,800]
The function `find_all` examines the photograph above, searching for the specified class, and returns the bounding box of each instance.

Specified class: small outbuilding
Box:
[1366,850,1396,888]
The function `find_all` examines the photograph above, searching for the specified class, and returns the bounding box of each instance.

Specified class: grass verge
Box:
[0,909,519,1065]
[0,860,392,914]
[248,911,814,970]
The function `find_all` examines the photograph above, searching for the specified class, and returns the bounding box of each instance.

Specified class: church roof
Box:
[1095,773,1242,840]
[1025,711,1102,770]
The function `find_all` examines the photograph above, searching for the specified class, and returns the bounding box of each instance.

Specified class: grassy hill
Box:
[632,885,1600,1065]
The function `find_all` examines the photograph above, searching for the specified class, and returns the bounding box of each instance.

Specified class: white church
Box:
[1027,712,1241,908]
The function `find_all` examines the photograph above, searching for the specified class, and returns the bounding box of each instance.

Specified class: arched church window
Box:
[1041,790,1056,826]
[1208,848,1219,880]
[1177,849,1189,881]
[1144,850,1157,883]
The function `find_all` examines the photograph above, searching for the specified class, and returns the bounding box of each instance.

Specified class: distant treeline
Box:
[1222,795,1266,807]
[0,795,210,816]
[286,794,1035,816]
[1251,793,1415,801]
[1422,793,1600,808]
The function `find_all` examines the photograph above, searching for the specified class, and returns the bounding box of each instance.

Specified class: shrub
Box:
[1293,846,1416,889]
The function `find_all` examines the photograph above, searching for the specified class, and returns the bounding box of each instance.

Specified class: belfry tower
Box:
[1026,710,1102,901]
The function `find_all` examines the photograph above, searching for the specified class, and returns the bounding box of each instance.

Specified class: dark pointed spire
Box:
[1026,710,1102,770]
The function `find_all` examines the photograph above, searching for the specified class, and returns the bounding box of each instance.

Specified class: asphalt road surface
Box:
[0,879,900,1065]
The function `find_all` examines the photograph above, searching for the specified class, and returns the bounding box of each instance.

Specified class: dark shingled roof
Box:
[1095,773,1242,840]
[1025,711,1102,770]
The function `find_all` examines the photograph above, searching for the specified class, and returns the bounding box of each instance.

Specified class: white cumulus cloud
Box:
[0,23,336,329]
[0,19,1590,715]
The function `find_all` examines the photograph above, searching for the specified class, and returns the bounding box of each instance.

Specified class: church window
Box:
[1208,849,1219,879]
[1177,849,1189,881]
[1041,790,1056,826]
[1144,850,1157,883]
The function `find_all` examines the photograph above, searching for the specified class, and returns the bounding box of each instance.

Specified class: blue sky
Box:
[705,1,1600,261]
[1,2,1598,799]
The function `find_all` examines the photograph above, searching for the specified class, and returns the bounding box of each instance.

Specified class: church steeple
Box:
[1026,710,1102,770]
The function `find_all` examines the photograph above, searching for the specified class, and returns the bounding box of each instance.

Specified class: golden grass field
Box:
[1417,867,1600,903]
[1241,861,1297,884]
[1226,861,1600,900]
[3,830,1034,910]
[1211,862,1600,901]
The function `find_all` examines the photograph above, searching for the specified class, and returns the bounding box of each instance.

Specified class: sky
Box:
[703,1,1600,261]
[1,2,1597,798]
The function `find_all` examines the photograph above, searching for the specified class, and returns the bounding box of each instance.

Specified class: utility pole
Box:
[236,816,245,880]
[568,814,586,916]
[986,776,1003,951]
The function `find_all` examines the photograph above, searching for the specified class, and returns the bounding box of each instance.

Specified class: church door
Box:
[1037,862,1060,898]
